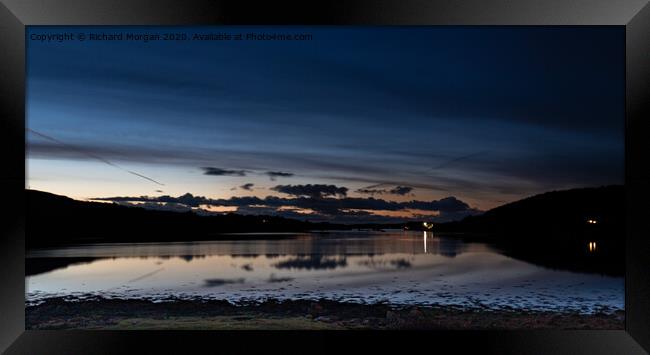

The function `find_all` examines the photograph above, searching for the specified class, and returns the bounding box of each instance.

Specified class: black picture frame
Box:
[1,1,648,353]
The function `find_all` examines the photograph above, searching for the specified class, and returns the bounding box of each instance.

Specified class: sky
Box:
[26,26,625,223]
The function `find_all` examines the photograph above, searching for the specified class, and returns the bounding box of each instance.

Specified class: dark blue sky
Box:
[26,26,624,223]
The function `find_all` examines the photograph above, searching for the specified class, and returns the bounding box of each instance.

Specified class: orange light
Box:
[588,241,597,252]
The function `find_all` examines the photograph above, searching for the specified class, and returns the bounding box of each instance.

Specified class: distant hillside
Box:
[436,185,625,276]
[438,185,624,239]
[26,190,340,248]
[27,186,625,247]
[26,187,625,276]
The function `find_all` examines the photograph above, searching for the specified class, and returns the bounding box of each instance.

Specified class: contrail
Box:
[27,128,165,186]
[123,170,165,186]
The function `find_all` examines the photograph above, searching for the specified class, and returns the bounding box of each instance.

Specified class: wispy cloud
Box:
[94,189,482,224]
[202,167,247,176]
[239,183,254,191]
[271,184,348,198]
[357,185,413,196]
[265,171,294,181]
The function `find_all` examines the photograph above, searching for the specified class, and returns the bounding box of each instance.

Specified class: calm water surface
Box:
[26,231,624,313]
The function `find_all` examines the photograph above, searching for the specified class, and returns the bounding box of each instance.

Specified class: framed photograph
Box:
[1,0,648,353]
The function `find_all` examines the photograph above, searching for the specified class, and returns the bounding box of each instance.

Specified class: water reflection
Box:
[25,231,624,313]
[28,231,475,259]
[423,233,465,258]
[390,259,412,269]
[268,274,294,283]
[357,258,413,270]
[274,255,348,270]
[588,241,598,253]
[128,268,165,283]
[204,278,245,287]
[424,231,428,253]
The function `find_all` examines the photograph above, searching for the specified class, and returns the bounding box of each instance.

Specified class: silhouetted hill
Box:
[26,187,625,275]
[436,185,625,276]
[27,186,625,248]
[26,190,342,248]
[438,185,624,239]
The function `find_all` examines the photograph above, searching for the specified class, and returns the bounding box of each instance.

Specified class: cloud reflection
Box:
[203,278,245,287]
[274,255,348,270]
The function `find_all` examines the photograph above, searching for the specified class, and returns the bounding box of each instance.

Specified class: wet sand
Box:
[26,297,624,330]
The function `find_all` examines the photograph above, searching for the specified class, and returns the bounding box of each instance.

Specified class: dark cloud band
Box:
[271,184,348,198]
[240,183,254,191]
[202,167,247,176]
[93,187,481,224]
[357,185,413,196]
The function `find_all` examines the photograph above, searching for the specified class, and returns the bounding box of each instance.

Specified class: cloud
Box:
[265,171,294,181]
[240,183,254,191]
[136,202,193,212]
[356,188,385,195]
[271,184,348,198]
[403,196,469,213]
[96,193,210,207]
[390,186,413,195]
[94,190,482,224]
[27,138,621,208]
[356,185,413,196]
[202,167,247,176]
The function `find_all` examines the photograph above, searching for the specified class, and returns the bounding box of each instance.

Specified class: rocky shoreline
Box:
[26,297,625,330]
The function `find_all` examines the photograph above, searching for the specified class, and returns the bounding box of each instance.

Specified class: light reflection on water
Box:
[26,231,624,313]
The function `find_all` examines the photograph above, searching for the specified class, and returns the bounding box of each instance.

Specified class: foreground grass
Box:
[26,297,625,330]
